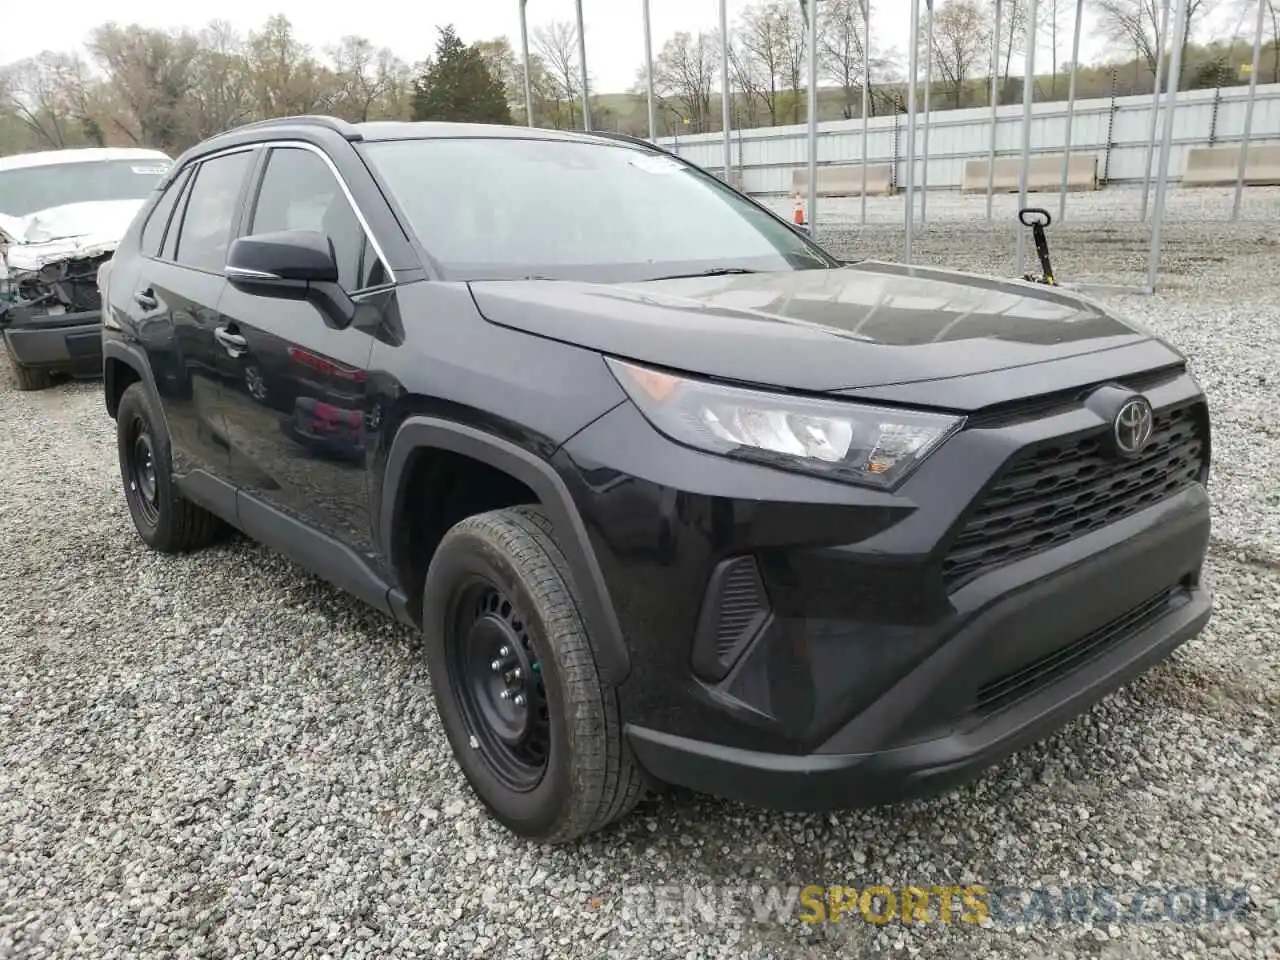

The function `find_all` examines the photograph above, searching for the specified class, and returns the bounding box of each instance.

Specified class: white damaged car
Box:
[0,146,171,390]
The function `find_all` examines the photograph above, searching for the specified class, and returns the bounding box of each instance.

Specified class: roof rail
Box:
[582,130,666,153]
[222,115,363,142]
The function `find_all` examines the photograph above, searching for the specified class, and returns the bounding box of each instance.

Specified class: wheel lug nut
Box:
[512,668,522,679]
[513,694,526,707]
[498,645,511,657]
[490,659,502,672]
[499,690,511,700]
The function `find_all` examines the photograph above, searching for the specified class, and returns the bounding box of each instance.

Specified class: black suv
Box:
[100,116,1213,843]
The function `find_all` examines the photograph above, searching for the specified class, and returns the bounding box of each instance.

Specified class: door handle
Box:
[134,288,157,310]
[213,326,248,356]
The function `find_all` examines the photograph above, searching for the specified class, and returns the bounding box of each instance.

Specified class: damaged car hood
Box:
[1,199,146,272]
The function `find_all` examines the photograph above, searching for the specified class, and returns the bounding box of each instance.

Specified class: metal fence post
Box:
[806,0,818,237]
[1147,0,1189,293]
[721,0,733,184]
[1015,0,1039,277]
[904,0,921,263]
[1140,0,1170,221]
[986,0,1002,223]
[575,0,592,130]
[921,0,934,225]
[643,0,657,140]
[1233,0,1267,220]
[519,0,535,127]
[861,0,870,225]
[1057,0,1085,222]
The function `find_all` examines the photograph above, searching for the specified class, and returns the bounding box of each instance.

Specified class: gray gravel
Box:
[2,193,1279,958]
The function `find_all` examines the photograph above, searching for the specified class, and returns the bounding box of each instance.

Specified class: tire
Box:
[6,352,54,391]
[422,505,645,843]
[116,382,223,553]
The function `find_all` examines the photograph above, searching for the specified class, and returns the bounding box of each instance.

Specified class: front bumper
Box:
[625,492,1211,810]
[1,306,102,375]
[555,364,1212,808]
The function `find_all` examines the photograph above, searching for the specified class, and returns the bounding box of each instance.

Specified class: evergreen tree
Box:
[411,25,513,124]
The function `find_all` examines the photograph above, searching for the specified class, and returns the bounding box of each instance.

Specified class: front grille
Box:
[943,403,1207,589]
[974,585,1179,715]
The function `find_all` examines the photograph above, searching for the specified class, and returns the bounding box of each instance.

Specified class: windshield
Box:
[0,158,171,218]
[359,137,836,282]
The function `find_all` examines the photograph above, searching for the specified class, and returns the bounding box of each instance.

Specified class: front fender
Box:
[380,415,631,685]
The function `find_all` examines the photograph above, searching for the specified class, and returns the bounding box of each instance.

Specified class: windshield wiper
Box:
[644,267,760,281]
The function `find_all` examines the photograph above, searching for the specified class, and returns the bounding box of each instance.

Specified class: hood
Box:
[1,199,144,272]
[468,260,1171,403]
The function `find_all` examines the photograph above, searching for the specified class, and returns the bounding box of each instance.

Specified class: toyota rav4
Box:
[99,116,1213,843]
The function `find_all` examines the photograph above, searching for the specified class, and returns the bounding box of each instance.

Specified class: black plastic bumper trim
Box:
[626,585,1211,811]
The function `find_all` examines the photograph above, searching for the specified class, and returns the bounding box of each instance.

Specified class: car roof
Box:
[0,146,172,173]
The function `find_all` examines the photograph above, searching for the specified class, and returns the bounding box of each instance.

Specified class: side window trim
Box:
[244,140,396,292]
[142,165,192,262]
[171,146,259,276]
[161,166,198,263]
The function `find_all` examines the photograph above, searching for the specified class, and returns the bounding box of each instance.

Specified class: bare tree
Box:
[819,0,870,118]
[533,21,580,129]
[654,31,717,131]
[245,15,336,120]
[87,24,202,151]
[776,3,807,124]
[1233,0,1280,82]
[728,38,766,126]
[932,0,994,108]
[187,21,253,140]
[3,53,93,148]
[737,2,789,125]
[1090,0,1211,85]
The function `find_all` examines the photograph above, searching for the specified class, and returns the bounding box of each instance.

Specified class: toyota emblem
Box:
[1113,397,1154,457]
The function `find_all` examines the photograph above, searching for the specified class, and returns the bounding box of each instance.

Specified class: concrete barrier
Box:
[791,163,896,197]
[1182,144,1280,186]
[962,154,1100,193]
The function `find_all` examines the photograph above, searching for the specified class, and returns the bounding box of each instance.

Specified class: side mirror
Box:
[225,229,355,329]
[226,230,339,286]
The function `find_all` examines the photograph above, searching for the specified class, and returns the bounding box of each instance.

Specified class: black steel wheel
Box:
[115,382,224,553]
[125,416,162,527]
[446,581,552,792]
[422,505,646,843]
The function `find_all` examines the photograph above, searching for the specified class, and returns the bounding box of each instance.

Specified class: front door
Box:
[217,144,391,558]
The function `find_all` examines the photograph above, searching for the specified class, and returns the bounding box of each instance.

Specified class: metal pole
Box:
[721,0,732,181]
[1057,0,1084,221]
[643,0,657,140]
[986,0,1002,222]
[519,0,535,127]
[1232,0,1266,219]
[921,0,934,225]
[1148,0,1188,292]
[905,0,921,262]
[1139,0,1170,221]
[575,0,591,130]
[1015,0,1039,276]
[861,0,870,225]
[807,0,818,237]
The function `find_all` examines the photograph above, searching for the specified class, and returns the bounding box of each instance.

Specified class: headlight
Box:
[606,358,964,489]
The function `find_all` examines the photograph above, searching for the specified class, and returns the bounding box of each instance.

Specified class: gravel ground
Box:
[1,191,1278,959]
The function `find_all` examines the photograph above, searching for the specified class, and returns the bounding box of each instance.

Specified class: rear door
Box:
[119,147,257,481]
[216,143,392,558]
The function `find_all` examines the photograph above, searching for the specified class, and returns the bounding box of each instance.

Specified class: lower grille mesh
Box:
[975,585,1179,715]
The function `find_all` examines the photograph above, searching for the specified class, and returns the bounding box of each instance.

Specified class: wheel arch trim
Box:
[103,339,170,439]
[381,416,631,685]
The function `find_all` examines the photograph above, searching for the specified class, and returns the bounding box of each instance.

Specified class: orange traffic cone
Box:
[792,193,806,226]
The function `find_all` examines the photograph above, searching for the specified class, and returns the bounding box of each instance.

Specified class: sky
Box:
[0,0,1246,97]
